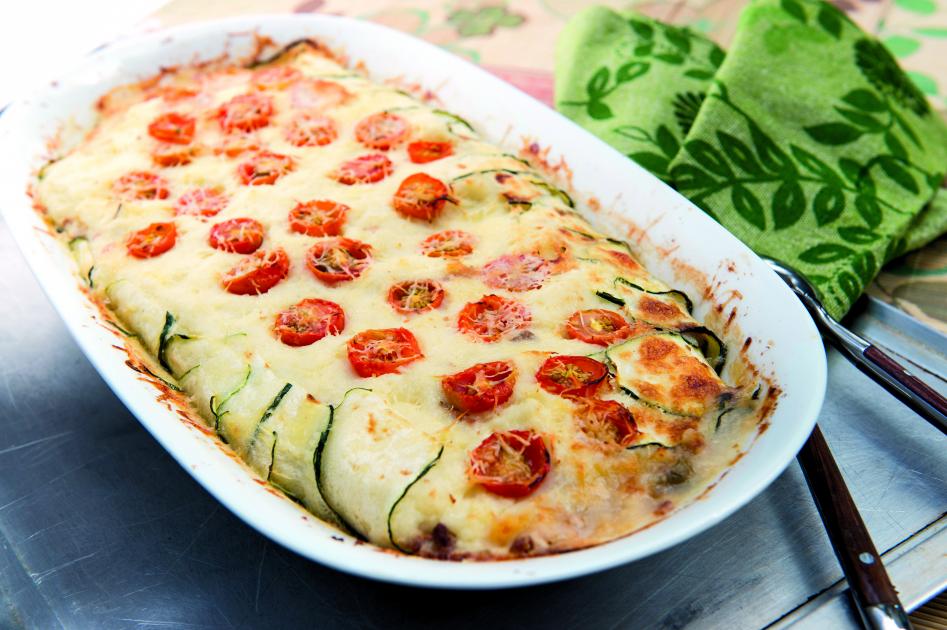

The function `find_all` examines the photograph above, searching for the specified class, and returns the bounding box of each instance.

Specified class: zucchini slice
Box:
[68,236,94,288]
[247,383,292,452]
[387,446,444,553]
[681,326,727,374]
[608,277,694,331]
[599,278,727,372]
[315,389,443,544]
[257,389,333,521]
[607,333,726,417]
[156,312,192,376]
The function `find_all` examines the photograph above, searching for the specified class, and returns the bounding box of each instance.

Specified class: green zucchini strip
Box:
[433,109,474,131]
[530,180,575,208]
[615,277,693,314]
[387,446,445,554]
[312,402,364,539]
[247,383,293,451]
[266,431,278,481]
[157,312,192,376]
[680,326,727,374]
[137,364,183,393]
[627,440,676,451]
[450,168,528,183]
[209,365,252,442]
[595,290,625,306]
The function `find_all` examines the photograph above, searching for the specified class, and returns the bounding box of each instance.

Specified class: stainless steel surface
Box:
[1,217,944,629]
[863,605,912,630]
[765,257,947,434]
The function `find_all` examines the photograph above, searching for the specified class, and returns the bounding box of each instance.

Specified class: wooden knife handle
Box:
[797,426,911,629]
[864,345,947,418]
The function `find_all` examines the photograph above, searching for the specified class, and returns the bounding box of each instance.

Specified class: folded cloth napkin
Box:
[555,0,947,319]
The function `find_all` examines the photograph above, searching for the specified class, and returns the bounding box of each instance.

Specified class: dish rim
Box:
[0,13,827,588]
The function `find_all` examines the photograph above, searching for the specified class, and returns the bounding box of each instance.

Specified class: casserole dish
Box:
[0,14,826,587]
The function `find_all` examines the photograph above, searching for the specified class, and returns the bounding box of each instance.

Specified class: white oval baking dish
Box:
[0,14,826,588]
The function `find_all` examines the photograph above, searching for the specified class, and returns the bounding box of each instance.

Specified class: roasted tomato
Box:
[147,112,196,144]
[238,151,295,186]
[347,328,423,377]
[221,248,290,295]
[252,65,301,90]
[482,254,550,292]
[289,200,349,237]
[457,294,531,342]
[113,171,170,200]
[442,361,515,414]
[290,79,351,111]
[285,112,337,147]
[274,298,345,347]
[468,430,549,498]
[306,237,372,285]
[174,187,228,218]
[407,141,453,164]
[333,153,393,185]
[536,355,608,398]
[387,280,445,314]
[355,112,409,150]
[392,173,451,222]
[151,142,197,167]
[420,230,475,258]
[209,218,264,254]
[575,399,638,447]
[217,93,274,133]
[215,132,262,158]
[126,222,176,259]
[565,309,632,347]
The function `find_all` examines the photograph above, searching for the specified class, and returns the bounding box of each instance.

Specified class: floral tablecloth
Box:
[153,0,947,332]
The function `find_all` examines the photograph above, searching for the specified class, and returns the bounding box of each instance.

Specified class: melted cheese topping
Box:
[36,43,763,559]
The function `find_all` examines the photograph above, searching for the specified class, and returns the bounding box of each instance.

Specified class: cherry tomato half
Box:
[482,254,550,292]
[290,79,351,111]
[565,309,631,347]
[306,237,372,285]
[574,399,638,447]
[535,355,608,399]
[347,328,423,377]
[468,430,549,498]
[221,248,290,295]
[209,218,264,254]
[387,279,445,314]
[274,298,345,347]
[355,112,409,150]
[442,361,515,414]
[147,112,196,144]
[392,173,450,222]
[285,112,337,147]
[333,154,393,185]
[126,222,176,259]
[215,132,262,158]
[238,151,295,186]
[252,65,301,91]
[407,141,453,164]
[457,294,531,343]
[289,200,348,237]
[217,93,274,133]
[113,171,170,201]
[420,230,475,258]
[151,142,197,167]
[174,187,228,218]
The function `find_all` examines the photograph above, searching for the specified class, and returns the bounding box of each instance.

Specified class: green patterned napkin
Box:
[555,0,947,319]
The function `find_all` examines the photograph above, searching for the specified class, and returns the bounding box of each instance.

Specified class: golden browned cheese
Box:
[35,42,762,559]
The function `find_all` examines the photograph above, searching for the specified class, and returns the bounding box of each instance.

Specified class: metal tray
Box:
[0,214,943,626]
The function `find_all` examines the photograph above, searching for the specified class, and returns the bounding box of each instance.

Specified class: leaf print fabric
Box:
[555,0,947,319]
[555,7,725,182]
